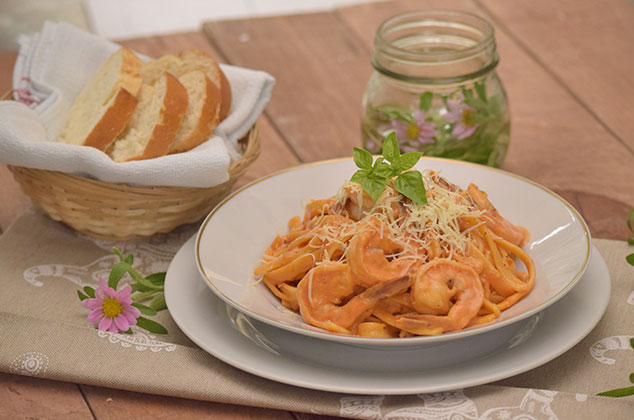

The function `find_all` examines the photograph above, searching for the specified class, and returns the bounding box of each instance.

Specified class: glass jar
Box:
[361,10,510,167]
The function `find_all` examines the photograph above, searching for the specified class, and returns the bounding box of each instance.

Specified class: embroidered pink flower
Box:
[391,110,438,145]
[81,278,140,333]
[445,93,478,139]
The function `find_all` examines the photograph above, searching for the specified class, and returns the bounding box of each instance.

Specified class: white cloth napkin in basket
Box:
[0,21,275,188]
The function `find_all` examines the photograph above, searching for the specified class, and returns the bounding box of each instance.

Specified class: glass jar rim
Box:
[374,9,495,62]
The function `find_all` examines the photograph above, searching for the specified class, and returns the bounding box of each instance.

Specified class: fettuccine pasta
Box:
[254,170,533,337]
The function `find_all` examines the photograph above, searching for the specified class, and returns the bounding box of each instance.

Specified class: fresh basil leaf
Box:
[626,253,634,267]
[373,160,395,178]
[145,272,166,286]
[394,171,428,205]
[395,152,423,172]
[382,132,400,163]
[132,302,157,316]
[475,81,487,103]
[150,294,167,312]
[361,174,387,202]
[109,261,130,289]
[627,208,634,233]
[351,169,369,184]
[77,290,89,301]
[353,147,373,170]
[419,91,433,111]
[597,385,634,398]
[136,317,168,334]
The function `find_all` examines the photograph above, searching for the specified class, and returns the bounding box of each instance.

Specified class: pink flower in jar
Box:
[391,110,438,145]
[445,93,478,139]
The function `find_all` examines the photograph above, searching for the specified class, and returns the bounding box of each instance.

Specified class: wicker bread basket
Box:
[3,93,260,240]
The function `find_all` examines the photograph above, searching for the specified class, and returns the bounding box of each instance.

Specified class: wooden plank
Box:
[0,372,94,420]
[235,115,300,187]
[337,0,634,239]
[81,385,294,420]
[118,31,222,60]
[478,0,634,153]
[203,13,373,162]
[0,51,16,96]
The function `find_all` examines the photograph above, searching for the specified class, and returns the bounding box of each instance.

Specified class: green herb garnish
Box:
[351,132,427,204]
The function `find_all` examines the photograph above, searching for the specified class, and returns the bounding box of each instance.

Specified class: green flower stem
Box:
[131,290,160,302]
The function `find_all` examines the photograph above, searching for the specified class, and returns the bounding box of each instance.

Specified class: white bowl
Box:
[195,158,591,350]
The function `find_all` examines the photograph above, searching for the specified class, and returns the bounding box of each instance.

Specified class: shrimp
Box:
[296,262,410,334]
[347,217,414,287]
[377,259,483,335]
[467,184,529,246]
[337,183,375,221]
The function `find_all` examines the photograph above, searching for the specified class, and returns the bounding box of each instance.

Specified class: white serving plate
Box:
[167,236,609,395]
[196,158,591,349]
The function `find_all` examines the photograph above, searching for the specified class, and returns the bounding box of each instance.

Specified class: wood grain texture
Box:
[0,372,94,420]
[81,386,294,420]
[0,51,16,96]
[235,116,300,187]
[478,0,634,153]
[337,0,634,238]
[203,13,373,162]
[119,32,223,61]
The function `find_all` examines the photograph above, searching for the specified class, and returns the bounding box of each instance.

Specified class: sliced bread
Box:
[59,48,142,150]
[109,72,188,162]
[169,71,221,154]
[179,50,232,121]
[140,49,231,121]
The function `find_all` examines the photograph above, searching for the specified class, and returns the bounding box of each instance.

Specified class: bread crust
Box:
[178,49,231,120]
[118,48,143,97]
[83,88,138,150]
[60,47,142,148]
[169,73,221,154]
[134,72,189,160]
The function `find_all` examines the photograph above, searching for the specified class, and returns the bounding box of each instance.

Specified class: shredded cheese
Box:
[329,170,485,262]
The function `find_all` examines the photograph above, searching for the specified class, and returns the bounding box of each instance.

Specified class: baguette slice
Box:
[179,50,231,121]
[141,49,231,121]
[59,48,142,150]
[109,72,188,162]
[169,71,221,154]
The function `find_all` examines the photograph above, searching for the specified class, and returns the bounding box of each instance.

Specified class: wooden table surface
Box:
[1,0,633,418]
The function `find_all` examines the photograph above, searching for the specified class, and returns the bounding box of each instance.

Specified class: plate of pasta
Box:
[195,155,591,349]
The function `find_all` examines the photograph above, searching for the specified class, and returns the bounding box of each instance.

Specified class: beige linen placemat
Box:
[1,210,633,419]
